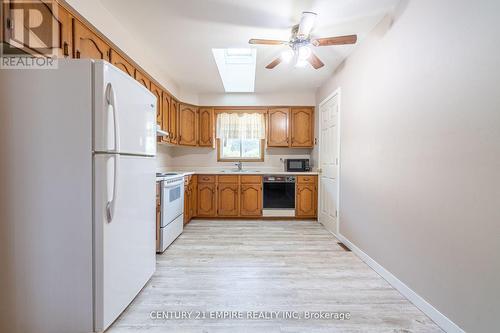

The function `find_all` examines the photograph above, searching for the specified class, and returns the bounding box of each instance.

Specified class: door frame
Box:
[318,87,342,235]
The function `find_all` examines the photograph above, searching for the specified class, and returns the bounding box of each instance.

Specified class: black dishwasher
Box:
[263,175,296,209]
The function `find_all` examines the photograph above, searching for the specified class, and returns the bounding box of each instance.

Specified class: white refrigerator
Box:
[0,60,157,333]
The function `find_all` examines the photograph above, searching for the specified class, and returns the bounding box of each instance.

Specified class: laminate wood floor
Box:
[108,220,442,333]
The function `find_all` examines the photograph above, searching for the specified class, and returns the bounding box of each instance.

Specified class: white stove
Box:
[156,172,184,253]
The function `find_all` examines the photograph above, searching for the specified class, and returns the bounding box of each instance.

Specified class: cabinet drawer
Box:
[241,175,262,184]
[218,175,239,183]
[297,175,317,184]
[198,175,216,183]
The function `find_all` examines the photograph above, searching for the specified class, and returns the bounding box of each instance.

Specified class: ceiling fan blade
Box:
[265,57,282,69]
[308,52,324,69]
[297,11,317,38]
[312,35,357,46]
[249,39,288,45]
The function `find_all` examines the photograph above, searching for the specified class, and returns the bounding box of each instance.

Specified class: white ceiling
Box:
[101,0,399,94]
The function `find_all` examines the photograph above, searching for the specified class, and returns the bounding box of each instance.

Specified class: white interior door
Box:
[319,90,340,234]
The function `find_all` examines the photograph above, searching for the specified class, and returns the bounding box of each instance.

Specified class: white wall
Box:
[198,92,315,106]
[316,1,500,332]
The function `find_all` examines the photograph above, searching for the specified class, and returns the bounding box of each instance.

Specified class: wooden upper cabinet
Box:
[290,107,314,147]
[150,82,163,129]
[218,183,239,217]
[110,49,135,77]
[73,19,110,61]
[161,93,171,142]
[178,103,198,146]
[169,99,179,144]
[296,177,317,218]
[2,2,72,57]
[198,107,214,147]
[197,183,216,217]
[267,108,290,147]
[134,69,150,89]
[240,184,262,216]
[56,5,73,58]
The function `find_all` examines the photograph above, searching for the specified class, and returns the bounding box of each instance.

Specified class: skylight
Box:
[212,48,256,93]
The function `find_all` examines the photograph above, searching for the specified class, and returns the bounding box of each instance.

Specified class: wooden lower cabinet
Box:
[295,176,318,218]
[197,182,216,217]
[156,182,161,250]
[184,175,197,224]
[187,174,317,219]
[240,184,262,216]
[189,176,197,220]
[217,183,239,217]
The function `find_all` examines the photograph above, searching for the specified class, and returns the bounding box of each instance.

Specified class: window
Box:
[216,112,265,161]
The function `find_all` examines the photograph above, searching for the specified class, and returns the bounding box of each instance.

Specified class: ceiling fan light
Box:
[281,49,294,63]
[295,59,308,68]
[298,46,312,61]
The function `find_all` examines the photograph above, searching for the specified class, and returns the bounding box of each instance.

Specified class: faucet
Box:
[235,161,243,171]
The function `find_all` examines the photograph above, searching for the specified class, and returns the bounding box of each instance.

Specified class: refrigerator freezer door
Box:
[94,61,157,156]
[93,154,156,331]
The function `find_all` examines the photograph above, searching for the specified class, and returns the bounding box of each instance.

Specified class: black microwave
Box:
[284,159,311,172]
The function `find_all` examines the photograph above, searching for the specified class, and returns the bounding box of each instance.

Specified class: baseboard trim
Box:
[332,232,465,333]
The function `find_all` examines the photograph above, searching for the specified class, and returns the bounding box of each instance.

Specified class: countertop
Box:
[157,168,319,176]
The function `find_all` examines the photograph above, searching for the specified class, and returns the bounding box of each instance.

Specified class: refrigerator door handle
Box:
[106,83,120,152]
[106,153,120,223]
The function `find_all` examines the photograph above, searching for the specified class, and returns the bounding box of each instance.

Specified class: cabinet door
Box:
[290,107,314,147]
[184,183,191,224]
[74,19,110,61]
[57,4,73,58]
[161,93,171,142]
[2,1,71,57]
[218,183,239,217]
[240,184,262,216]
[169,99,179,144]
[134,69,150,89]
[267,108,290,147]
[110,49,135,77]
[150,82,163,130]
[190,177,197,219]
[296,184,317,218]
[178,104,198,146]
[156,182,161,250]
[198,107,214,147]
[197,183,216,217]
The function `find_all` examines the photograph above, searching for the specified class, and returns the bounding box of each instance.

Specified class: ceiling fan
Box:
[249,11,357,69]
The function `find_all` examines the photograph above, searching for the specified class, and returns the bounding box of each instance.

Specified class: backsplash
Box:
[157,145,313,171]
